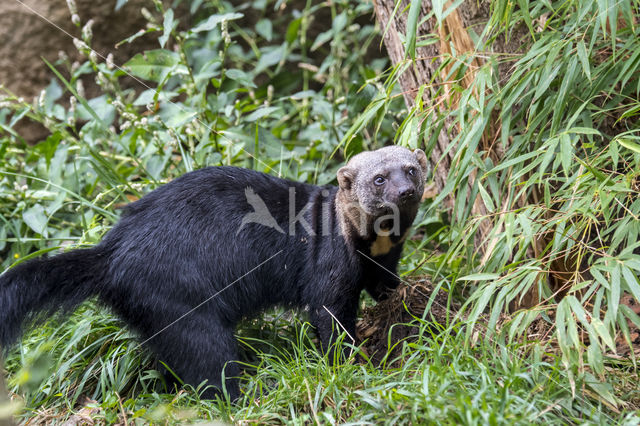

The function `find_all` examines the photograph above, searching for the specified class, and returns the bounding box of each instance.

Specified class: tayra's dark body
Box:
[0,146,427,399]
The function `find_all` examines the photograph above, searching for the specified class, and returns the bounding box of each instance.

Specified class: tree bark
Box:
[373,0,529,253]
[373,0,487,198]
[373,0,546,308]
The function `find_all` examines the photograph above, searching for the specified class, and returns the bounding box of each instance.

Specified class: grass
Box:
[5,294,634,424]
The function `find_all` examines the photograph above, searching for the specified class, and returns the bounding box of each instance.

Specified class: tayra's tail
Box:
[0,247,109,347]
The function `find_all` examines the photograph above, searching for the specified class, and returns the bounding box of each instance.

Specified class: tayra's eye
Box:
[374,176,386,186]
[408,167,416,176]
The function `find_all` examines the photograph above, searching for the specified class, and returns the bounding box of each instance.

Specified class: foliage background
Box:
[0,0,639,423]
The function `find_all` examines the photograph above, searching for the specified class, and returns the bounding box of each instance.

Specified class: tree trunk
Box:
[373,0,545,306]
[373,0,529,253]
[373,1,484,194]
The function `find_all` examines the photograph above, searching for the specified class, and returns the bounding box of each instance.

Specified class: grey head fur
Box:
[335,146,428,240]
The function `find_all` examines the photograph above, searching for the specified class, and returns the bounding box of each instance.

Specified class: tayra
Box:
[0,146,427,399]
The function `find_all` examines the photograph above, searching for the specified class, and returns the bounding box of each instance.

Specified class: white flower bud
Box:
[82,19,94,43]
[141,7,154,22]
[38,90,46,109]
[66,0,77,15]
[106,53,115,70]
[72,38,89,54]
[69,96,77,126]
[221,21,231,46]
[76,80,85,98]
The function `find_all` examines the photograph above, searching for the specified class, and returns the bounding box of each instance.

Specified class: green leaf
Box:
[576,40,591,81]
[159,8,175,48]
[622,266,640,305]
[458,273,500,281]
[286,18,302,45]
[465,281,499,340]
[225,69,256,88]
[245,106,282,122]
[587,343,604,376]
[116,28,154,48]
[124,49,187,83]
[432,0,444,24]
[484,151,540,176]
[256,18,273,41]
[189,13,243,34]
[23,204,48,236]
[76,95,116,125]
[585,373,619,408]
[290,90,316,100]
[404,0,422,60]
[591,317,615,352]
[567,127,601,136]
[132,89,178,106]
[311,29,334,52]
[255,44,286,74]
[42,57,107,130]
[617,138,640,154]
[160,103,197,128]
[559,133,573,177]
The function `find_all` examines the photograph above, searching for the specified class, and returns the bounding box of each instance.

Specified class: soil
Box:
[0,0,177,143]
[356,278,456,366]
[356,279,640,367]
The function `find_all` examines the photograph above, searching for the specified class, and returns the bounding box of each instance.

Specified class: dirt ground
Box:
[356,278,456,366]
[356,277,640,368]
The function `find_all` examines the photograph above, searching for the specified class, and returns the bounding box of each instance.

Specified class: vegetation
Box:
[0,0,639,423]
[368,0,640,413]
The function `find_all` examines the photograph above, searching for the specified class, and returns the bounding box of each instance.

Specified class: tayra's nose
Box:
[399,187,415,199]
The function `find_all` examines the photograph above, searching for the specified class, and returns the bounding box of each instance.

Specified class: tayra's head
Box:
[337,146,428,215]
[336,146,428,238]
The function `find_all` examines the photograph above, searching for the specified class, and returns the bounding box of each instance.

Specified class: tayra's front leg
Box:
[309,293,359,364]
[363,244,404,301]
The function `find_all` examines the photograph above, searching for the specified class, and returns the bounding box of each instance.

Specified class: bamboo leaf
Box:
[622,266,640,304]
[404,0,422,60]
[458,273,500,281]
[617,138,640,154]
[483,151,540,177]
[577,40,591,81]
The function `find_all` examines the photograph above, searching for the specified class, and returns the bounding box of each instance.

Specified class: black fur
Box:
[0,160,422,399]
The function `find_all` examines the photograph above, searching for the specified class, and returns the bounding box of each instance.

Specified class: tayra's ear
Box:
[414,149,428,175]
[337,167,354,191]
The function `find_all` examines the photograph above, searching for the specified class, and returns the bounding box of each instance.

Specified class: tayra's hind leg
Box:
[145,314,240,400]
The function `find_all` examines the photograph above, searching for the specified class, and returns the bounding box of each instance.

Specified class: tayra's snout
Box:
[398,186,415,200]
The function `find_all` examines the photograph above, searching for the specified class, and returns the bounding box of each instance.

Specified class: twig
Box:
[115,392,128,426]
[304,379,320,425]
